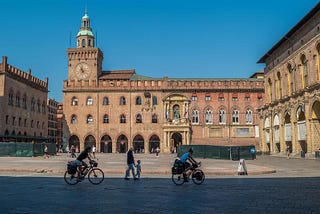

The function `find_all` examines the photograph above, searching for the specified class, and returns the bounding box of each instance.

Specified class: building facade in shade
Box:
[258,2,320,157]
[63,12,265,153]
[47,99,58,143]
[0,56,49,142]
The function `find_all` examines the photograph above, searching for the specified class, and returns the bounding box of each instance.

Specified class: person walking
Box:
[43,145,49,159]
[124,148,137,180]
[135,160,142,179]
[70,145,76,158]
[286,145,290,159]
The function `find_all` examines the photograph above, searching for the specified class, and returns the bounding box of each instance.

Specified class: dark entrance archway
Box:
[133,135,144,153]
[117,135,128,153]
[69,135,80,152]
[149,135,160,153]
[84,135,96,150]
[172,132,182,152]
[100,135,112,153]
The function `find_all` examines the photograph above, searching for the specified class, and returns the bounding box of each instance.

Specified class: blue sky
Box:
[0,0,319,102]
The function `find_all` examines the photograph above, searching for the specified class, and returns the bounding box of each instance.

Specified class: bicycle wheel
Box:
[191,169,205,185]
[88,168,104,185]
[172,173,184,185]
[64,171,79,185]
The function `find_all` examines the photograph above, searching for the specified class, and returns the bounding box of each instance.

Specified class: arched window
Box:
[152,114,158,123]
[103,114,109,124]
[120,96,126,105]
[287,64,294,94]
[301,54,308,88]
[232,110,239,124]
[136,114,142,123]
[87,97,93,105]
[42,102,46,113]
[120,114,126,123]
[31,120,34,128]
[136,96,142,105]
[82,39,86,47]
[71,115,77,124]
[268,78,272,102]
[192,110,199,124]
[15,92,20,107]
[276,72,282,99]
[88,39,92,47]
[22,94,27,109]
[152,96,158,105]
[103,97,109,105]
[205,109,213,124]
[31,97,35,111]
[8,90,14,105]
[87,115,93,124]
[71,97,78,106]
[219,109,226,124]
[245,109,253,124]
[36,100,41,113]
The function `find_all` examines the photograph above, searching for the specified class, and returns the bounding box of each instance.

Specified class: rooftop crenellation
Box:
[0,56,48,91]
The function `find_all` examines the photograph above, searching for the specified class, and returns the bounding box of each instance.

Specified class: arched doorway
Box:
[116,135,128,153]
[297,105,307,153]
[100,135,112,153]
[264,118,270,152]
[149,135,160,153]
[171,132,182,153]
[133,135,144,153]
[311,101,320,152]
[284,111,292,153]
[84,135,96,150]
[273,114,280,152]
[69,135,80,152]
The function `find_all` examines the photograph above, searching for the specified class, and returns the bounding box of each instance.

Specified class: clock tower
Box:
[67,11,103,81]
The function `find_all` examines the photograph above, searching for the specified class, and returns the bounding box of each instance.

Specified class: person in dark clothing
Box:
[124,147,137,180]
[75,147,92,180]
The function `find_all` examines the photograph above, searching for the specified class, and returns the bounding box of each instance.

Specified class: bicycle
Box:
[172,161,205,185]
[64,159,104,185]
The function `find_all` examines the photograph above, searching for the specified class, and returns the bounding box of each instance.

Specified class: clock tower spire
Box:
[77,11,95,48]
[67,11,103,81]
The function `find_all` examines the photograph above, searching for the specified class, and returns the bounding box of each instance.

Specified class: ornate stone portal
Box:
[163,94,191,152]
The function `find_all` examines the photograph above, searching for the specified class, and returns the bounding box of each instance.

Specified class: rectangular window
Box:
[205,96,211,101]
[236,128,250,137]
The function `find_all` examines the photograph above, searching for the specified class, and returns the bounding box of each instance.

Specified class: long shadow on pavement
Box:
[0,176,319,213]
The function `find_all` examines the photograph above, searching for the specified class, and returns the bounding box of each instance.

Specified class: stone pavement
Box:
[0,153,277,177]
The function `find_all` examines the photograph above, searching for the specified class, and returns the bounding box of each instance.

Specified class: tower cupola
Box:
[76,11,95,48]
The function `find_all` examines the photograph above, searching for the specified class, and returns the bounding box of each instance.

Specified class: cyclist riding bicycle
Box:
[179,148,197,182]
[74,147,92,180]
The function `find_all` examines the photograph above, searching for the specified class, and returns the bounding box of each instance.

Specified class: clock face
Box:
[75,62,91,80]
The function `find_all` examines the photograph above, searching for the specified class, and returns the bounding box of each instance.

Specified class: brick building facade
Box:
[63,12,265,153]
[0,56,49,142]
[258,2,320,157]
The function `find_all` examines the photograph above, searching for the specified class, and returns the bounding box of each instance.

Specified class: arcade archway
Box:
[116,135,128,153]
[149,135,160,153]
[133,135,144,153]
[100,135,112,153]
[69,135,80,152]
[171,132,182,153]
[84,135,96,149]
